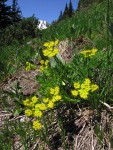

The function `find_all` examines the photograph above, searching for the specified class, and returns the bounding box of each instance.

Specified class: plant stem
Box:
[57,113,67,149]
[106,0,110,52]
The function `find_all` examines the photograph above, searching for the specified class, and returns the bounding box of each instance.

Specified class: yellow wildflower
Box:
[71,78,99,100]
[23,99,30,106]
[31,96,38,103]
[54,95,62,101]
[52,95,62,102]
[25,109,32,117]
[39,66,44,72]
[52,97,57,102]
[91,84,99,92]
[53,48,59,54]
[26,62,29,65]
[84,78,91,85]
[23,100,34,107]
[26,65,31,71]
[91,48,97,54]
[43,98,49,103]
[43,49,51,56]
[80,83,86,89]
[40,60,45,65]
[49,41,55,47]
[74,82,80,89]
[42,40,59,58]
[43,42,50,47]
[80,48,97,57]
[45,60,49,66]
[39,59,49,72]
[25,62,36,71]
[81,79,92,92]
[79,89,89,99]
[54,86,60,95]
[48,101,54,109]
[81,83,91,92]
[33,120,42,130]
[85,85,91,92]
[35,103,47,111]
[48,52,55,58]
[71,90,78,96]
[54,40,59,46]
[50,88,55,95]
[43,40,59,48]
[34,109,43,117]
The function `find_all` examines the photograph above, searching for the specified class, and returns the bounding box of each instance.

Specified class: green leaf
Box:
[14,108,22,116]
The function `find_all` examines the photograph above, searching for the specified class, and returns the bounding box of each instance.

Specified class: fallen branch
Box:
[0,113,12,117]
[100,101,113,111]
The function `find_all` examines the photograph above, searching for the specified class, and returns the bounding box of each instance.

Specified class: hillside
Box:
[77,0,105,11]
[42,0,113,50]
[0,0,113,149]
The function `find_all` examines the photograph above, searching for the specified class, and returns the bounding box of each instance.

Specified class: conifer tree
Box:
[11,0,22,23]
[68,0,74,17]
[0,0,12,28]
[58,11,63,21]
[62,3,69,19]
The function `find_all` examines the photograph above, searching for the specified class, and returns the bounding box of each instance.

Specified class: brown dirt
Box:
[46,105,113,150]
[1,66,40,96]
[0,66,40,135]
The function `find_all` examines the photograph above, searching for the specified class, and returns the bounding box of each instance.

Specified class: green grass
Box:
[42,0,113,49]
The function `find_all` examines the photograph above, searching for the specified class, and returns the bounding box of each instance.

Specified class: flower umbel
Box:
[25,109,33,117]
[80,48,97,57]
[71,78,99,99]
[39,60,49,72]
[26,62,36,71]
[23,86,62,130]
[43,40,59,58]
[33,120,42,130]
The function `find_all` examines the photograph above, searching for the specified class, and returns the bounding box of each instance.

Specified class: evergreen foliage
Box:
[58,0,74,22]
[0,0,12,28]
[0,15,40,45]
[0,0,22,29]
[11,0,22,23]
[58,11,63,21]
[62,3,69,19]
[68,0,74,17]
[21,15,39,38]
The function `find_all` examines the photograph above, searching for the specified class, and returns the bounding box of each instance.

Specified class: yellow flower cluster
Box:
[39,60,49,72]
[26,62,36,71]
[42,40,59,58]
[80,48,97,57]
[23,96,43,130]
[42,86,62,109]
[23,86,62,130]
[33,120,42,130]
[48,86,62,107]
[71,78,99,99]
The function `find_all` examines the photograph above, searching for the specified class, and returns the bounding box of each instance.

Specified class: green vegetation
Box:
[0,0,22,29]
[0,0,113,149]
[57,0,74,22]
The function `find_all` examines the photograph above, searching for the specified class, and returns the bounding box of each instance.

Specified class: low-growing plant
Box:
[19,35,113,147]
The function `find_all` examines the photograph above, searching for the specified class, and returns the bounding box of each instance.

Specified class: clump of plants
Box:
[23,39,101,132]
[1,34,113,149]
